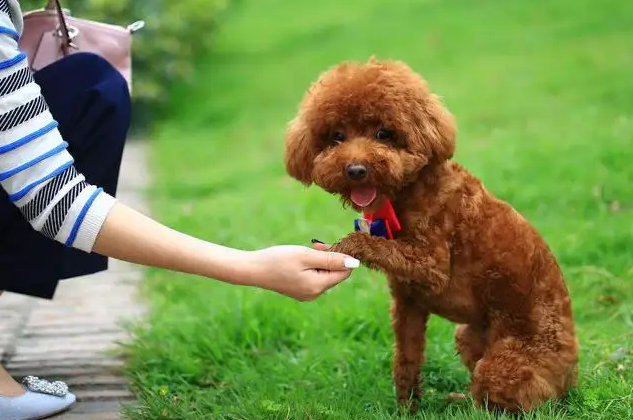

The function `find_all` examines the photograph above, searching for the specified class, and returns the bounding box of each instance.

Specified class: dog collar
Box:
[354,199,401,239]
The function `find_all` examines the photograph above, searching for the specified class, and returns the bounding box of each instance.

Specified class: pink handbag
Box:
[18,0,144,92]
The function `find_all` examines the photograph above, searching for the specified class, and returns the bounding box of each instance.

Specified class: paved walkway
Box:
[0,140,149,419]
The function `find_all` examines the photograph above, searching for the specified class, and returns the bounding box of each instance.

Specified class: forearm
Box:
[92,201,251,284]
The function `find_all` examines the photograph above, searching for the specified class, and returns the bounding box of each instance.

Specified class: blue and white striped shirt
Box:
[0,0,116,252]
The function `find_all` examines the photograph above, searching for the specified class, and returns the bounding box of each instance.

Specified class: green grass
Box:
[122,0,633,418]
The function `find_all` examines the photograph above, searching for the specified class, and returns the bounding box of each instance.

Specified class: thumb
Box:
[303,249,360,271]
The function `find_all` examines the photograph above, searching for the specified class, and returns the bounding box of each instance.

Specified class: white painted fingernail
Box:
[344,257,360,269]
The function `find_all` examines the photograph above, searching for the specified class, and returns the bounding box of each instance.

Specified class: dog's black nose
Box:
[346,164,367,181]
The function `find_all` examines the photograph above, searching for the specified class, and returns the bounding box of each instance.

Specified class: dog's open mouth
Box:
[351,186,378,208]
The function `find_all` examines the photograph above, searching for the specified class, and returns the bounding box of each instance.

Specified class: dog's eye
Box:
[330,131,346,142]
[375,129,394,141]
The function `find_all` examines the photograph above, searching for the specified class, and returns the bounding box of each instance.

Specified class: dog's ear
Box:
[284,116,316,185]
[417,94,457,163]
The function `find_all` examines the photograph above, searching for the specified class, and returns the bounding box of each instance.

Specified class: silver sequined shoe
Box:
[0,376,76,420]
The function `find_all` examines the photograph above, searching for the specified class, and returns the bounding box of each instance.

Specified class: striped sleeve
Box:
[0,1,116,252]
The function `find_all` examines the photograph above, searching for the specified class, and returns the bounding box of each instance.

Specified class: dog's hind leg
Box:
[469,335,577,413]
[390,287,429,413]
[455,324,487,373]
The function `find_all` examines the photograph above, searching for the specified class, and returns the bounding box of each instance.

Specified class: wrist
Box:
[197,243,258,286]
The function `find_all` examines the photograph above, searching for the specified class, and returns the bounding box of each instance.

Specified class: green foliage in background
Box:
[19,0,231,126]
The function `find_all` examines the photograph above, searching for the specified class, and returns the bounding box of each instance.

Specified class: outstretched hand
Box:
[244,245,360,301]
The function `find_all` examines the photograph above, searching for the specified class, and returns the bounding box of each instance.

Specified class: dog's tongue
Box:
[351,187,377,208]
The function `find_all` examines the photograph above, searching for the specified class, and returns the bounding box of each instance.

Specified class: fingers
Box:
[314,267,353,290]
[311,238,331,251]
[292,268,353,302]
[302,248,360,271]
[308,239,358,268]
[312,242,330,251]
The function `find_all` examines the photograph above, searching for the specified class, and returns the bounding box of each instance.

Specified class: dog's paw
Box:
[329,231,373,260]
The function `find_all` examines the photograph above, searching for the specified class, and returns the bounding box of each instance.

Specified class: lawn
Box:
[122,0,633,418]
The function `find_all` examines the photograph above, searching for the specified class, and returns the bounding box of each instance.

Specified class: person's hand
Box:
[242,245,360,301]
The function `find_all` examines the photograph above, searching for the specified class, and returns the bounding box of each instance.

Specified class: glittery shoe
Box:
[0,376,76,420]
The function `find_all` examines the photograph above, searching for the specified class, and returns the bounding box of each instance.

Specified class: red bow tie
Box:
[355,199,401,239]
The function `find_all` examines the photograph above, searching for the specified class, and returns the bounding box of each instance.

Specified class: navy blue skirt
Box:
[0,52,131,299]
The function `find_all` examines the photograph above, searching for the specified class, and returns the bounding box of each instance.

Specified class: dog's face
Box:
[284,58,457,212]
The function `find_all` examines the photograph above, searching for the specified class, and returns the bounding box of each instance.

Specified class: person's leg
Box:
[0,365,23,396]
[0,290,23,397]
[0,52,131,298]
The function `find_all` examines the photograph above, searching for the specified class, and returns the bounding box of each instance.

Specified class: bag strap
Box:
[44,0,73,55]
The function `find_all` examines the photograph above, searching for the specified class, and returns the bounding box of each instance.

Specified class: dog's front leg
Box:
[330,232,450,293]
[390,286,429,413]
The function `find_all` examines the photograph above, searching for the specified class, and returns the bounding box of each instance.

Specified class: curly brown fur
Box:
[284,57,579,414]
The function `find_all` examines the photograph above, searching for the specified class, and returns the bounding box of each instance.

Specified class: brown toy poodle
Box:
[283,57,579,413]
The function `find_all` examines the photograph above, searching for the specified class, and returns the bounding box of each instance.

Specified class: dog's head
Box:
[284,57,457,211]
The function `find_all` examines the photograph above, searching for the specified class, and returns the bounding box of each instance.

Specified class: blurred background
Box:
[19,0,633,419]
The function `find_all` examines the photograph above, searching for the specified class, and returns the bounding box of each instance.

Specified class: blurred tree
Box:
[19,0,230,129]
